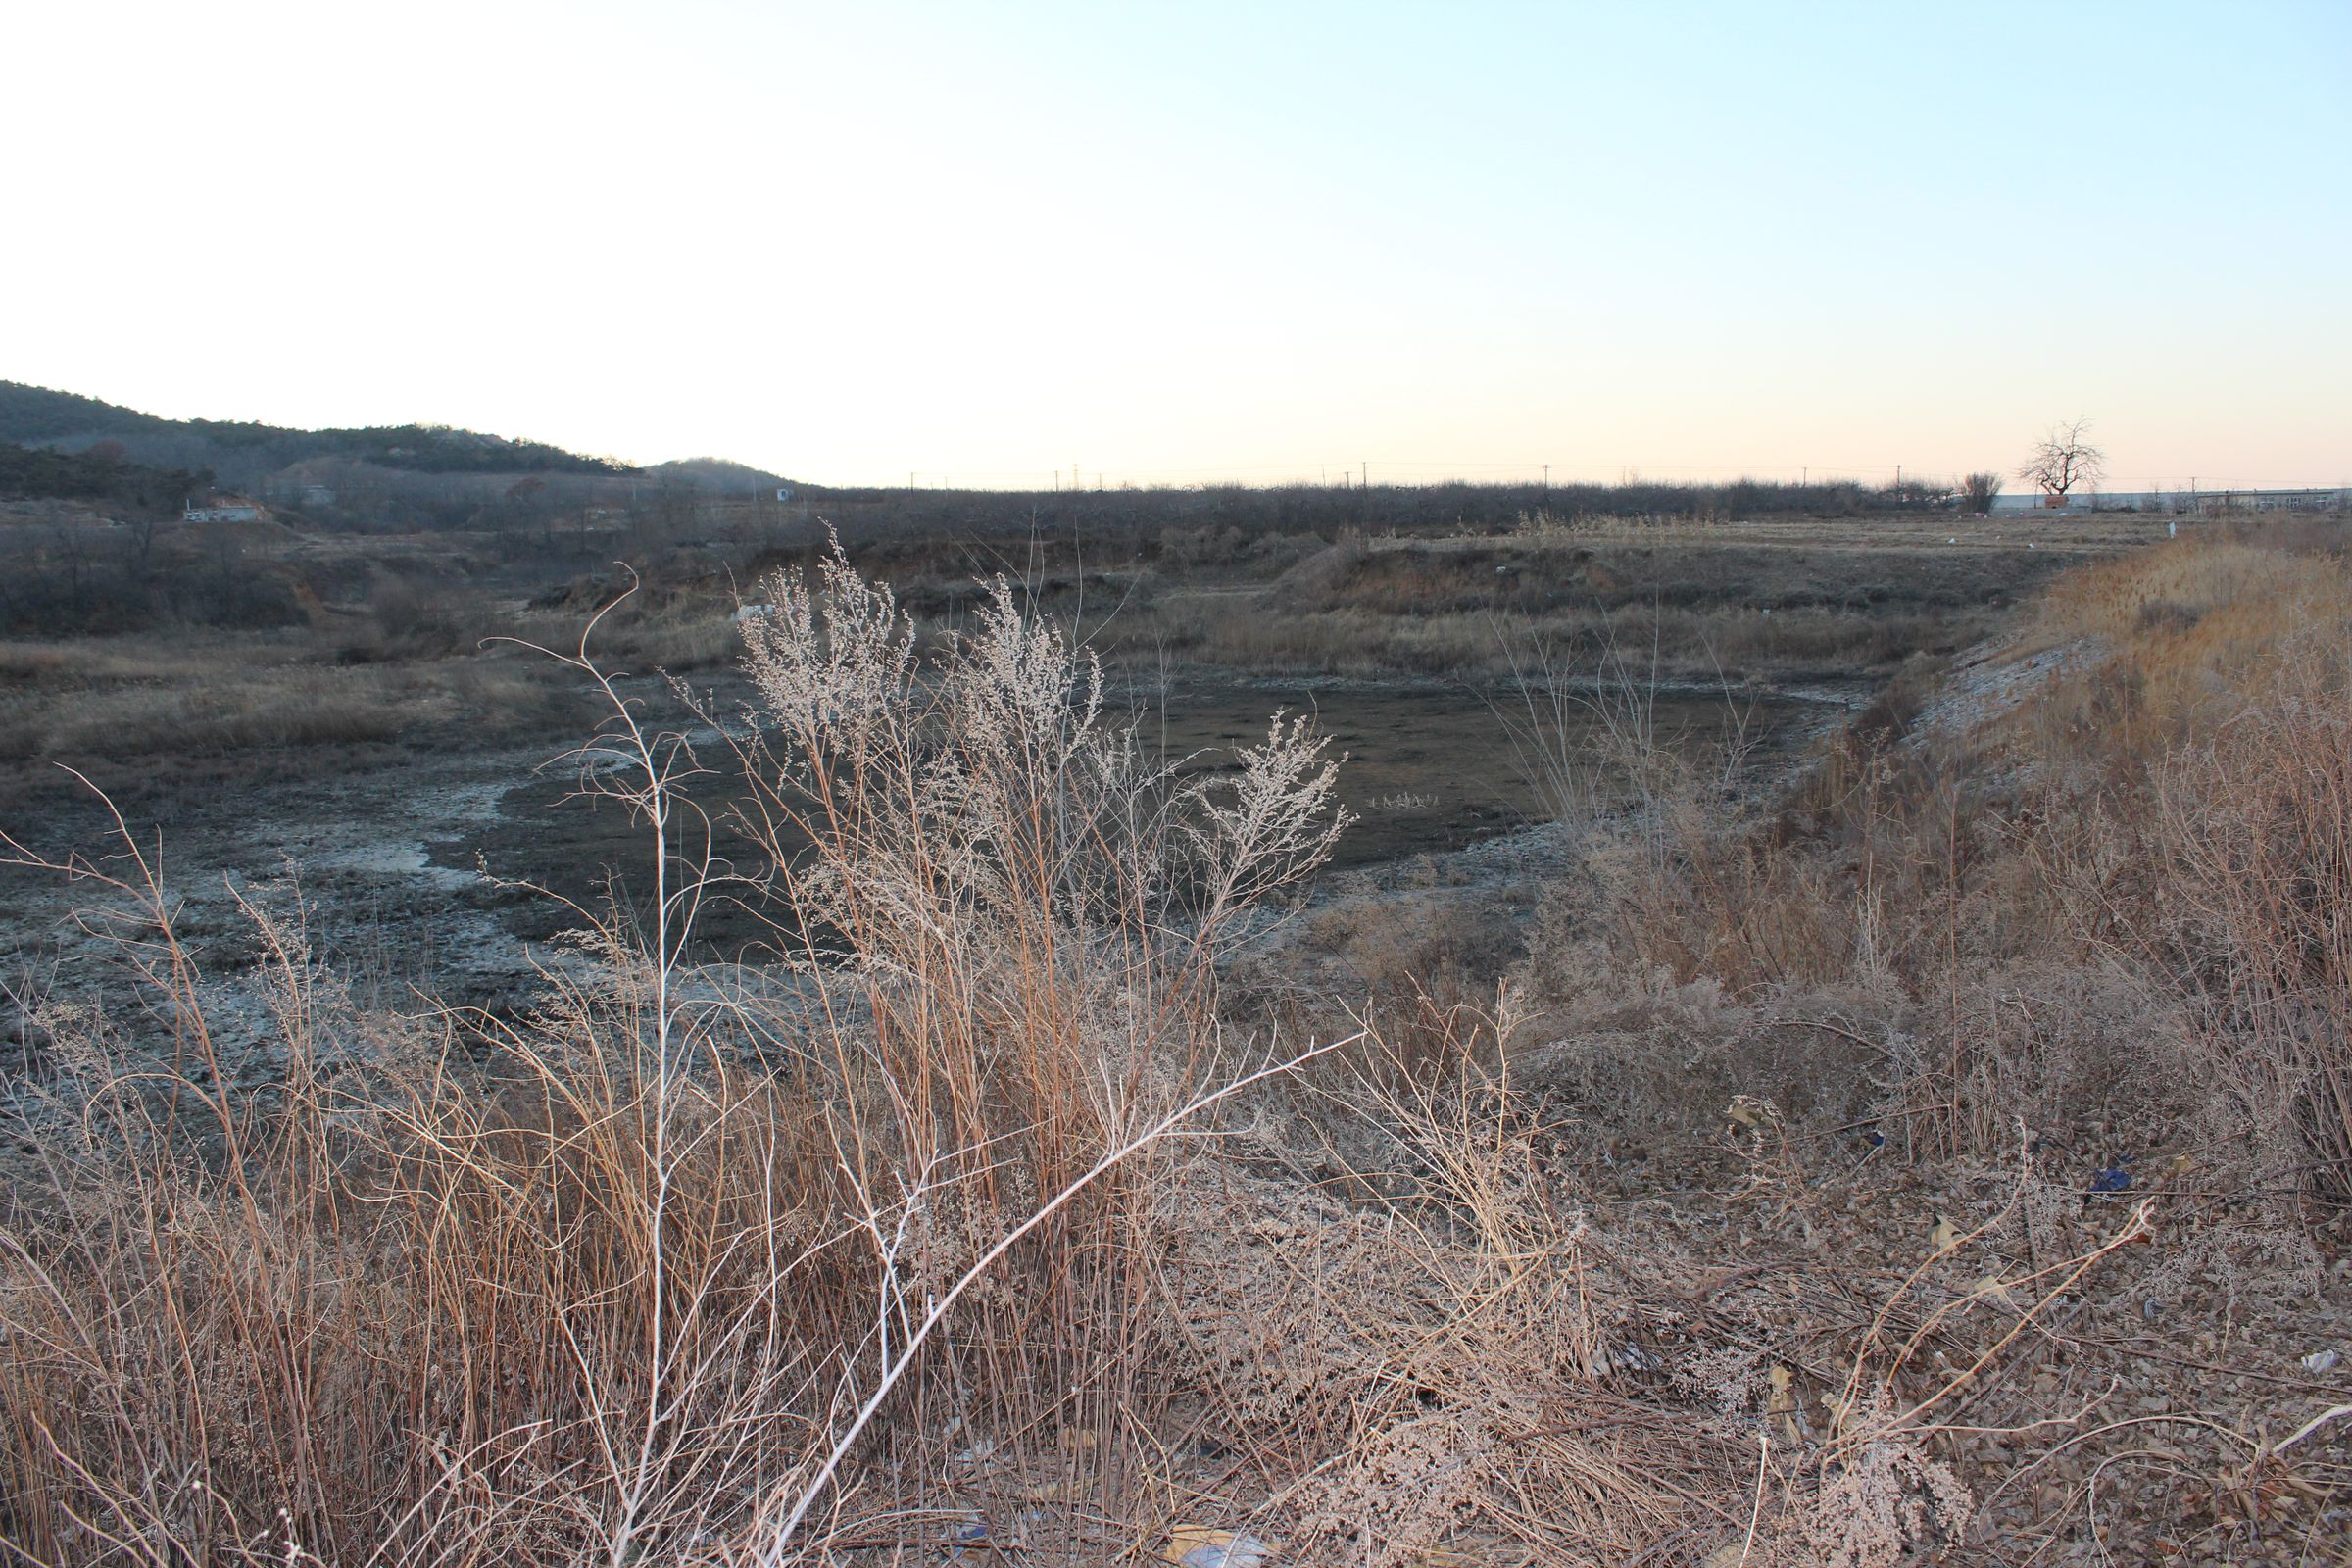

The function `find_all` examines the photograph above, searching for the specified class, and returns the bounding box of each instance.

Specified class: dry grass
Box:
[0,528,2345,1565]
[1096,596,1964,685]
[1521,524,2352,1181]
[0,631,597,782]
[0,547,1357,1565]
[0,636,403,760]
[1087,524,2089,684]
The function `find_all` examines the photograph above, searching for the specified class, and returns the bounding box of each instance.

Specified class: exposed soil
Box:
[0,676,1836,1033]
[445,679,1826,960]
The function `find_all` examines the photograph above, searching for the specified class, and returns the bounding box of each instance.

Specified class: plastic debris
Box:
[2303,1348,2340,1375]
[1164,1526,1277,1567]
[2091,1162,2132,1194]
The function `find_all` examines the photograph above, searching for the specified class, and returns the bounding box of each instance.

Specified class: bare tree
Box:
[2018,418,2106,508]
[1960,471,2002,513]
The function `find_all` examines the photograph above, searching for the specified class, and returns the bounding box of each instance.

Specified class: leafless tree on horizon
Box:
[2018,417,2106,505]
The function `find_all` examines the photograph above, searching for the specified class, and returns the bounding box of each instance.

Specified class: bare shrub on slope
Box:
[1521,531,2352,1178]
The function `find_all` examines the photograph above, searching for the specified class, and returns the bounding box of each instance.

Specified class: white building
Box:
[183,497,263,523]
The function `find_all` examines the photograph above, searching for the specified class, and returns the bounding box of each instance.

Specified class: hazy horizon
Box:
[6,1,2346,490]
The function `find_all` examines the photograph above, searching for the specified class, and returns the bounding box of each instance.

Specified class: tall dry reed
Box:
[0,544,1353,1566]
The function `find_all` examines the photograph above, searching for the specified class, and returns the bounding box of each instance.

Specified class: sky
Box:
[4,1,2347,490]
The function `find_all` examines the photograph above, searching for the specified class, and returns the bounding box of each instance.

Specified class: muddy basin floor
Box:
[0,676,1835,1031]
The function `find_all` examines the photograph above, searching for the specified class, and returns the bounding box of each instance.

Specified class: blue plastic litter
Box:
[2091,1164,2132,1194]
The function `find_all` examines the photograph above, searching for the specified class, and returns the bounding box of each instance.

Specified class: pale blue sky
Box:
[5,1,2346,487]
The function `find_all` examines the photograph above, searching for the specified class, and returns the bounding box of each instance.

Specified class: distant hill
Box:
[0,381,635,482]
[0,384,170,444]
[642,456,797,494]
[0,383,813,529]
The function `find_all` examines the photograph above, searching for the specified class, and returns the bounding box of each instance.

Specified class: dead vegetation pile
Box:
[0,527,2345,1564]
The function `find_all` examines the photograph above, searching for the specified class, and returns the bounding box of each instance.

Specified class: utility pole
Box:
[1360,460,1367,488]
[1543,463,1550,492]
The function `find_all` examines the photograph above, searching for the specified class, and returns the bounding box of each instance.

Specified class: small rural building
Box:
[183,496,263,523]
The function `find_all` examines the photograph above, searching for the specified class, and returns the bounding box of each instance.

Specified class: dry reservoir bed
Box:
[0,677,1829,1026]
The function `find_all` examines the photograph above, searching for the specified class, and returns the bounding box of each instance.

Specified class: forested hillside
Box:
[0,381,634,482]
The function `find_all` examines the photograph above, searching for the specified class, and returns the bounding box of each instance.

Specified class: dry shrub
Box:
[1164,1067,1739,1566]
[1265,530,1368,608]
[2142,622,2352,1200]
[1116,591,1969,686]
[0,545,1354,1566]
[1,927,846,1564]
[7,662,415,756]
[1152,1036,2154,1567]
[0,629,594,773]
[1280,896,1523,1089]
[600,607,742,671]
[2028,537,2315,652]
[346,575,493,660]
[1154,523,1253,570]
[1520,528,2352,1184]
